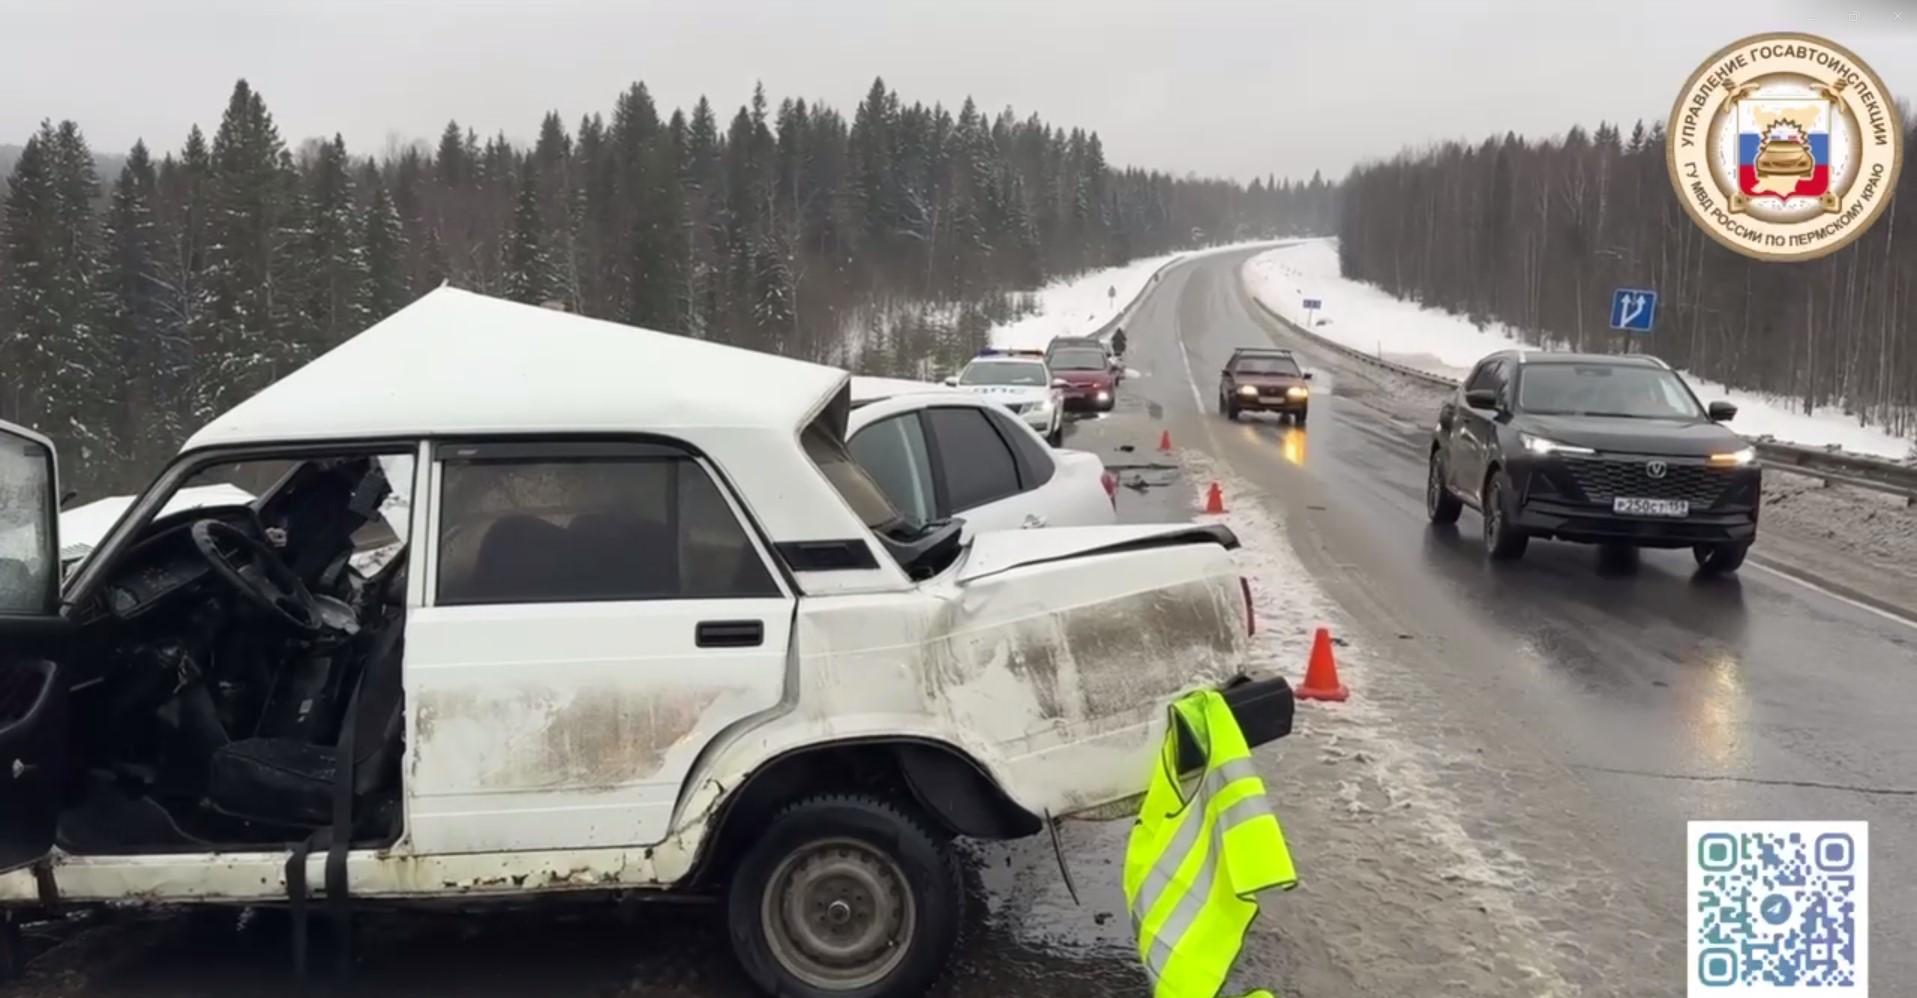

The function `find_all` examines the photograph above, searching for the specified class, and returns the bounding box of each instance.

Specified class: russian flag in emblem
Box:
[1737,97,1831,199]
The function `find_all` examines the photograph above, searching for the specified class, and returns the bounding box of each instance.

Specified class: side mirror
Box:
[1708,401,1738,422]
[1464,388,1501,411]
[1302,372,1314,381]
[942,376,958,387]
[1437,402,1455,432]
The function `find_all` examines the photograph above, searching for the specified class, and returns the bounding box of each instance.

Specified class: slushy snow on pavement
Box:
[1243,239,1915,459]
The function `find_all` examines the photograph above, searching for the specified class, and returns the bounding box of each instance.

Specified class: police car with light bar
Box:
[943,349,1065,444]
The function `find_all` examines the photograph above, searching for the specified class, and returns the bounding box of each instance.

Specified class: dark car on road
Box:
[1045,339,1118,412]
[1218,347,1312,423]
[1426,351,1761,572]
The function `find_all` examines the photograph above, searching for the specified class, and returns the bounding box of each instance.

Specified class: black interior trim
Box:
[776,539,880,572]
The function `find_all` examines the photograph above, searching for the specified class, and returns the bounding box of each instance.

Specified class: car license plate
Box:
[1613,497,1689,517]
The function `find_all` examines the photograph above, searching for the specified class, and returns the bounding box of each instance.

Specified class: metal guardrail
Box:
[1245,295,1917,506]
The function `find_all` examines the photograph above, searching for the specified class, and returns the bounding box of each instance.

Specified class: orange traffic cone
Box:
[1158,429,1173,453]
[1296,627,1349,702]
[1203,482,1226,514]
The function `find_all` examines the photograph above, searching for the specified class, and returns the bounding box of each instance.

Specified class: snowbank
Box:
[59,484,256,561]
[1244,239,1914,459]
[990,254,1182,351]
[990,240,1288,352]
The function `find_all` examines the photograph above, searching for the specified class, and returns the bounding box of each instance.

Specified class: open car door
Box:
[0,419,68,874]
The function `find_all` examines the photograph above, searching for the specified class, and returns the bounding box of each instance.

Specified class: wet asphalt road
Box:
[10,249,1916,997]
[1126,246,1917,992]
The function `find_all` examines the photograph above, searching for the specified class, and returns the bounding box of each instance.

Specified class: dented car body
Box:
[0,289,1289,994]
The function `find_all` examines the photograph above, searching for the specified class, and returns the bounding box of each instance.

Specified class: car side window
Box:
[1465,359,1500,392]
[984,409,1056,489]
[847,414,937,524]
[925,407,1022,512]
[435,451,779,606]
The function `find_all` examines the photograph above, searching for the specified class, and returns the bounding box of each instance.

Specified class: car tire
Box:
[1046,422,1063,447]
[1693,542,1750,574]
[1427,452,1463,525]
[727,794,961,998]
[1482,470,1529,561]
[1294,406,1308,426]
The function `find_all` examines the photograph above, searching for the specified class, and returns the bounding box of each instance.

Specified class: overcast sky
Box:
[6,0,1916,182]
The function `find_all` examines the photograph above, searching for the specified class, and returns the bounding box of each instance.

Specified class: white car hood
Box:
[956,523,1237,584]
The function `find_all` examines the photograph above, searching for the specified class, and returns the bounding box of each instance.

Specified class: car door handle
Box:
[696,619,764,649]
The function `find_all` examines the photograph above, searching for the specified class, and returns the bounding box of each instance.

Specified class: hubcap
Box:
[761,838,915,990]
[1486,482,1502,542]
[1428,460,1442,511]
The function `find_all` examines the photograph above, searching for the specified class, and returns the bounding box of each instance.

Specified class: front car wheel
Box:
[1693,541,1750,574]
[1483,471,1530,560]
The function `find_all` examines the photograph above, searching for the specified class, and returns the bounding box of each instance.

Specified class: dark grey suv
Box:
[1427,352,1761,572]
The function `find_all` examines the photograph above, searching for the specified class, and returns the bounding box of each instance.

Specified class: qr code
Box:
[1689,821,1869,995]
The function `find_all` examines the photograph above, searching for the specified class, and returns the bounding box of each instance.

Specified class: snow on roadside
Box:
[1244,239,1915,459]
[990,240,1289,351]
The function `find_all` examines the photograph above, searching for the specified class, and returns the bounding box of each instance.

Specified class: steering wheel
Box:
[189,520,322,633]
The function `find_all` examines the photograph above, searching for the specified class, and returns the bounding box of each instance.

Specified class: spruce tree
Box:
[0,121,111,476]
[298,134,370,351]
[363,179,410,318]
[502,158,548,305]
[102,140,172,466]
[205,80,299,408]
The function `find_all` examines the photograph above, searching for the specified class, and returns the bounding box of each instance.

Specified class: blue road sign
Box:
[1302,298,1323,310]
[1610,288,1657,332]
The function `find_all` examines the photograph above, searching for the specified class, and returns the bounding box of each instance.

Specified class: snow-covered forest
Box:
[0,78,1338,496]
[1338,120,1917,449]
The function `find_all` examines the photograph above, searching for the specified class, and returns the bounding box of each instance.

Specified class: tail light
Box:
[1240,576,1256,637]
[1100,470,1119,509]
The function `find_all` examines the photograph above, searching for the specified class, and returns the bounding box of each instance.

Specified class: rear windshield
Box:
[960,361,1048,386]
[1048,347,1107,371]
[1517,364,1704,419]
[1233,355,1301,375]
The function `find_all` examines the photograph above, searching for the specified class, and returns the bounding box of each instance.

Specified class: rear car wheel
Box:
[1483,470,1529,561]
[728,794,960,998]
[1693,542,1750,574]
[1427,452,1462,525]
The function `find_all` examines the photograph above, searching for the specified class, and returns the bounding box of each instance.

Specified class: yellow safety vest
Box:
[1124,689,1298,998]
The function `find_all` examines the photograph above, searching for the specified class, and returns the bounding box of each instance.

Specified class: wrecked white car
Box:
[0,288,1291,995]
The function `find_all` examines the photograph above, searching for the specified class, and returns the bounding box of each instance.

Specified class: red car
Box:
[1046,341,1117,412]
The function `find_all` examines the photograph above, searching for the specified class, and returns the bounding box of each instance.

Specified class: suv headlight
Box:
[1238,384,1259,396]
[1708,447,1757,467]
[1286,386,1309,399]
[1520,433,1595,456]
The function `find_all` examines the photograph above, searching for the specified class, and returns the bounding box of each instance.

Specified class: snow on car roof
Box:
[185,288,849,451]
[848,376,971,404]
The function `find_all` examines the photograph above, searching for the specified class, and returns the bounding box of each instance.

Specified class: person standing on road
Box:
[1111,327,1128,358]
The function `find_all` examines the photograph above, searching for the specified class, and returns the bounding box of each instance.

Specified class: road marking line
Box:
[1178,341,1205,411]
[1748,560,1917,632]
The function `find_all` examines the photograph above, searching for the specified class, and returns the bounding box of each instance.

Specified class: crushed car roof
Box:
[185,288,849,451]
